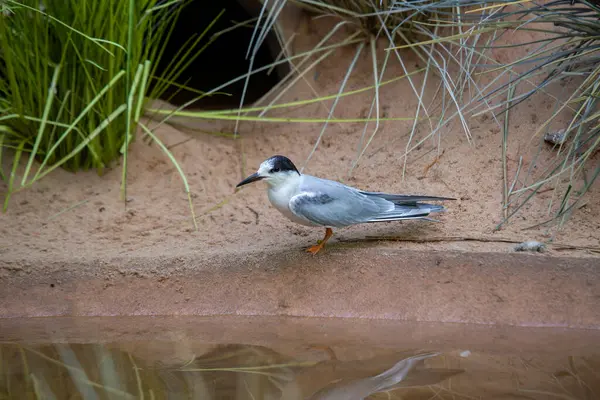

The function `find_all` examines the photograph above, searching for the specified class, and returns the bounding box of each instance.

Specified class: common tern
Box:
[236,155,455,254]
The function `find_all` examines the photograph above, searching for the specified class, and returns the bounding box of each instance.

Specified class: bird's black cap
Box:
[267,155,300,175]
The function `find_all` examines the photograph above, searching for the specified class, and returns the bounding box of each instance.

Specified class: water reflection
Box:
[0,341,598,399]
[306,352,462,400]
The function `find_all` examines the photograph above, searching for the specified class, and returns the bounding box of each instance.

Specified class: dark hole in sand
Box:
[149,0,290,110]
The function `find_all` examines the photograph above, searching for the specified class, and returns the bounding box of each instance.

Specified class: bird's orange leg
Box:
[306,228,333,255]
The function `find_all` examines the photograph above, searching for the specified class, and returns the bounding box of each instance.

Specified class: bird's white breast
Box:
[267,176,317,227]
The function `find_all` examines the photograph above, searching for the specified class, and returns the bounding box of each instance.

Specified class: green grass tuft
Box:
[0,0,211,226]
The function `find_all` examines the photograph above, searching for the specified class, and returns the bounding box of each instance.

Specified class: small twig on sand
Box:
[354,235,523,244]
[47,199,89,221]
[246,206,259,224]
[552,244,600,253]
[421,149,446,178]
[537,186,555,194]
[339,235,600,253]
[166,137,193,150]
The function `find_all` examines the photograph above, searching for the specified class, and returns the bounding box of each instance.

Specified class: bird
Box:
[236,155,455,255]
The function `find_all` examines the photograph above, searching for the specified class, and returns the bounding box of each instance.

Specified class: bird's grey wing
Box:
[358,191,456,203]
[289,178,393,228]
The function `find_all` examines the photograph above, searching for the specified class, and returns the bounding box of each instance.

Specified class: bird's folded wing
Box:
[358,191,456,203]
[289,189,387,228]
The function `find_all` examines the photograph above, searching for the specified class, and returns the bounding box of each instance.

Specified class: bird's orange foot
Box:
[306,243,324,255]
[306,228,333,255]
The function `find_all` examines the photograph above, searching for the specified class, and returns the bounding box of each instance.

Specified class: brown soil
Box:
[1,16,599,268]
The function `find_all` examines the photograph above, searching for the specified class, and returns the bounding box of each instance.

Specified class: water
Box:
[1,316,599,399]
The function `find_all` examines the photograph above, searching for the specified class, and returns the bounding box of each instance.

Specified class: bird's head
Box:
[236,155,300,188]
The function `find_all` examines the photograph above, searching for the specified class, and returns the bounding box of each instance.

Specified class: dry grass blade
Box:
[302,41,366,172]
[502,83,516,223]
[140,122,198,231]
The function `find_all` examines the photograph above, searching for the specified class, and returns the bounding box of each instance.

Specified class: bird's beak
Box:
[236,172,264,187]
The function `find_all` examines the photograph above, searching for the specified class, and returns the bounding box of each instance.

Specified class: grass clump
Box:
[290,0,431,41]
[0,0,208,226]
[464,0,600,229]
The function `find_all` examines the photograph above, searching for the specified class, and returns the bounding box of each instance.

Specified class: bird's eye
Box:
[270,167,280,173]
